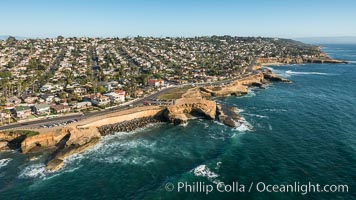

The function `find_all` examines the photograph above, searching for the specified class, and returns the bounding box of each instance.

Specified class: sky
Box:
[1,0,356,39]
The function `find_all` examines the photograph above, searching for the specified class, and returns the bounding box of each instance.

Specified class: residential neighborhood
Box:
[0,36,322,125]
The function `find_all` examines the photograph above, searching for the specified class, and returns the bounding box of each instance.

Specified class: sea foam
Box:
[18,163,47,179]
[0,158,12,169]
[191,164,221,184]
[286,70,332,75]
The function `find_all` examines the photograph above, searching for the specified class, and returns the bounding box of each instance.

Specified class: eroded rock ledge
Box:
[0,71,292,172]
[164,98,216,125]
[263,69,291,83]
[256,56,347,65]
[217,104,241,127]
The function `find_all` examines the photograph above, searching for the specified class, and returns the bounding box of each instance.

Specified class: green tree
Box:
[5,109,11,124]
[96,86,106,94]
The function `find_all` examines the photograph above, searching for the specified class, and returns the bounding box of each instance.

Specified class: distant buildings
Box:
[12,106,31,119]
[147,79,165,87]
[87,94,110,106]
[105,90,126,103]
[0,36,322,124]
[50,104,71,114]
[34,103,50,115]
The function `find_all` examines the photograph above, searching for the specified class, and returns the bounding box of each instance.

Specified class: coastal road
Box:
[0,86,178,131]
[0,114,83,131]
[0,68,257,131]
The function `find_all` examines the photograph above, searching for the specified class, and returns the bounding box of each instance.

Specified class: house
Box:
[100,82,113,92]
[22,96,38,104]
[105,90,125,103]
[87,94,110,106]
[135,89,144,97]
[40,94,55,103]
[6,97,21,106]
[34,103,50,115]
[72,101,92,110]
[40,84,53,92]
[114,90,126,102]
[147,79,165,87]
[0,109,12,123]
[73,87,87,95]
[50,105,71,114]
[12,106,32,119]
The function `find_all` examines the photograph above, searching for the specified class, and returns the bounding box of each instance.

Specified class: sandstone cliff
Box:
[164,98,216,124]
[256,57,347,65]
[263,69,291,83]
[18,106,166,171]
[202,72,265,97]
[21,129,68,153]
[216,104,241,127]
[0,131,36,151]
[0,132,22,150]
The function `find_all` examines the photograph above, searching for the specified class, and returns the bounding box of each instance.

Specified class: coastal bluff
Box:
[201,72,265,96]
[256,56,347,65]
[164,98,217,124]
[0,71,292,172]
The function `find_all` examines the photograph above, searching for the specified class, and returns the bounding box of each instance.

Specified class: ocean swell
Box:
[286,70,334,76]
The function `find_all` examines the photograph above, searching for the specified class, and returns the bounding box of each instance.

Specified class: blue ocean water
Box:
[0,44,355,200]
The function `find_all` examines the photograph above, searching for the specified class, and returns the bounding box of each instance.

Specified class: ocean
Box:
[0,44,355,200]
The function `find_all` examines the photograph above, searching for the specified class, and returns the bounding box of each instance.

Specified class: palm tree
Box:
[5,109,11,124]
[0,107,3,125]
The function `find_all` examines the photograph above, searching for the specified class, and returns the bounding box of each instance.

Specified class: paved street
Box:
[0,86,177,131]
[0,72,258,131]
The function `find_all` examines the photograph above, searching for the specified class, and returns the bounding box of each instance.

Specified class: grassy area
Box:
[4,130,40,137]
[157,87,192,100]
[27,115,36,119]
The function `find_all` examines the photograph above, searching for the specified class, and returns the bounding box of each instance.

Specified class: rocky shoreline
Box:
[98,117,163,136]
[256,56,347,65]
[0,65,317,172]
[216,104,241,127]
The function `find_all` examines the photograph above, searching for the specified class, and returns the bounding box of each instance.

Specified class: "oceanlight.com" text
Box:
[165,181,349,195]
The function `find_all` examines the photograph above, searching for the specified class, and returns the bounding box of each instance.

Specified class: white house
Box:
[105,90,125,103]
[34,103,50,115]
[72,101,92,109]
[88,94,110,106]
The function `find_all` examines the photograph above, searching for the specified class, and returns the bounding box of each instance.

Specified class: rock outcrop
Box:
[0,106,166,172]
[17,126,100,171]
[263,69,291,83]
[46,136,100,172]
[202,72,265,97]
[0,132,35,151]
[21,129,68,153]
[216,104,241,127]
[0,141,8,150]
[256,57,347,65]
[164,98,216,125]
[0,132,22,141]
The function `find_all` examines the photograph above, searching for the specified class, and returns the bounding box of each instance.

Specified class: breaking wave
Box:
[233,116,253,132]
[191,163,222,184]
[83,132,158,166]
[262,108,287,112]
[239,89,256,98]
[286,70,332,75]
[0,158,12,169]
[18,163,47,179]
[244,113,269,119]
